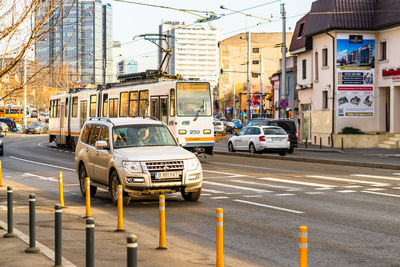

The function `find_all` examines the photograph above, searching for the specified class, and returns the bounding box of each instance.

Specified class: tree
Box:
[0,0,75,100]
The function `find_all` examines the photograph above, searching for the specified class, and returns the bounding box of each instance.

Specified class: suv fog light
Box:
[188,173,200,181]
[127,177,144,183]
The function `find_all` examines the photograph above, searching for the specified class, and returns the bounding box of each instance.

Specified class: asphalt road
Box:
[3,135,400,266]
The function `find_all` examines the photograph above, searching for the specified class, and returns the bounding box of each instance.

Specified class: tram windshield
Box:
[176,82,211,117]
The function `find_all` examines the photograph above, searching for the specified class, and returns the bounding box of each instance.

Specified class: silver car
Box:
[228,126,290,156]
[75,117,203,204]
[213,120,225,134]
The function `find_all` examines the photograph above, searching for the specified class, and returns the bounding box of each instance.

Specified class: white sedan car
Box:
[228,126,290,156]
[213,120,225,134]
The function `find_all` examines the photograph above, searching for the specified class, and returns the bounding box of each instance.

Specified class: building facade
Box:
[158,21,221,88]
[290,0,400,148]
[35,0,113,85]
[219,32,293,119]
[118,60,138,75]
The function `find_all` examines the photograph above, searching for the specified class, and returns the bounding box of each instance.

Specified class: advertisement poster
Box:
[336,34,375,117]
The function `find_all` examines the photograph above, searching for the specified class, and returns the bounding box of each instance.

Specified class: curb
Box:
[214,150,400,170]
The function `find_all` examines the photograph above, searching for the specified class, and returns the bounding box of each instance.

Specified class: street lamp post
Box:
[280,3,287,119]
[23,56,27,130]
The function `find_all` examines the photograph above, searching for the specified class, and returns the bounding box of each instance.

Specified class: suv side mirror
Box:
[178,137,187,146]
[95,140,108,150]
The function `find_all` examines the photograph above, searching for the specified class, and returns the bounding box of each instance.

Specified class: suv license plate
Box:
[155,171,180,179]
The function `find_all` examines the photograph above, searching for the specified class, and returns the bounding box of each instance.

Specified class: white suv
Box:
[75,117,203,204]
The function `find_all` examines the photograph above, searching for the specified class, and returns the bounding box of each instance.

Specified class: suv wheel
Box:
[181,188,201,201]
[79,164,97,197]
[228,142,235,152]
[110,170,120,205]
[249,143,256,154]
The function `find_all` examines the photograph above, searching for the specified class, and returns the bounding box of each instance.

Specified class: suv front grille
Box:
[145,161,184,183]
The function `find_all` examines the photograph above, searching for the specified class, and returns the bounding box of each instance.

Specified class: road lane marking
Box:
[203,170,246,177]
[365,188,386,191]
[305,192,324,195]
[393,173,400,176]
[351,174,400,182]
[209,161,301,173]
[210,196,229,200]
[9,156,75,171]
[392,187,400,190]
[233,199,304,214]
[243,195,262,198]
[336,190,357,193]
[23,173,58,182]
[203,181,273,193]
[342,185,363,188]
[229,179,296,190]
[314,187,333,190]
[307,175,389,187]
[361,191,400,198]
[258,177,336,188]
[202,193,211,196]
[202,189,226,194]
[275,193,294,196]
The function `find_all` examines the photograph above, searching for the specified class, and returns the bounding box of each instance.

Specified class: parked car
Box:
[232,119,242,129]
[0,122,8,132]
[0,118,17,131]
[247,119,298,153]
[213,120,225,134]
[25,121,49,134]
[224,121,236,134]
[39,112,49,123]
[228,126,289,156]
[75,117,203,205]
[16,124,22,132]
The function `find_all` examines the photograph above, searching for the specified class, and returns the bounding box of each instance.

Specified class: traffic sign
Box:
[279,99,288,109]
[250,109,253,114]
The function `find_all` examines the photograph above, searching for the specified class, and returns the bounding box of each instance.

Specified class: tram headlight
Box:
[178,129,187,135]
[203,129,211,134]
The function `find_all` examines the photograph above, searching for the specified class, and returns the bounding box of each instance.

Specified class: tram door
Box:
[150,96,168,124]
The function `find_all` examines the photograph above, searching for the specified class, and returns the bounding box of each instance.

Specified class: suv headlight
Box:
[187,157,200,171]
[122,161,142,173]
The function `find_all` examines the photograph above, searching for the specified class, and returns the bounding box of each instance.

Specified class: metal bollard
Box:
[86,217,95,267]
[55,204,62,267]
[127,234,138,267]
[305,137,308,149]
[115,185,125,232]
[341,137,344,151]
[157,195,167,250]
[0,160,3,187]
[319,137,322,149]
[3,186,15,238]
[25,194,40,253]
[216,208,224,267]
[58,172,64,208]
[299,226,308,267]
[85,177,91,218]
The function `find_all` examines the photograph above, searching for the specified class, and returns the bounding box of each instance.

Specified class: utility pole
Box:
[233,83,236,119]
[23,56,27,130]
[246,32,251,124]
[280,3,286,119]
[260,53,264,118]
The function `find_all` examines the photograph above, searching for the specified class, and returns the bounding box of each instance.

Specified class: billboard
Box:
[336,33,375,117]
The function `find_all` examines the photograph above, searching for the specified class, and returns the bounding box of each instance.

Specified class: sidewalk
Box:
[215,136,400,170]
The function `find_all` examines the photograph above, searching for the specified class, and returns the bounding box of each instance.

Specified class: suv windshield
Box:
[113,124,177,148]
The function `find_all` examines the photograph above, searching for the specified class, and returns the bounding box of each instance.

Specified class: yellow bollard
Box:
[115,185,125,232]
[0,160,3,187]
[85,177,91,218]
[58,172,64,208]
[157,195,167,250]
[299,226,308,267]
[216,208,224,267]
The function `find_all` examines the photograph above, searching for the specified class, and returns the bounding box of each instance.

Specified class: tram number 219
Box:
[190,130,200,135]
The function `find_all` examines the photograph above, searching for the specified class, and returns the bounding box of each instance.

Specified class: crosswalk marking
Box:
[305,192,324,195]
[362,191,400,198]
[229,179,296,190]
[342,185,363,188]
[210,196,229,200]
[203,170,246,177]
[275,193,294,196]
[307,175,389,187]
[351,174,400,182]
[233,199,304,214]
[336,190,357,193]
[203,181,273,193]
[365,188,386,191]
[259,177,336,188]
[202,189,226,194]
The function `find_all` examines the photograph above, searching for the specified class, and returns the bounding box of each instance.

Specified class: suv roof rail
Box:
[131,116,159,121]
[89,117,113,124]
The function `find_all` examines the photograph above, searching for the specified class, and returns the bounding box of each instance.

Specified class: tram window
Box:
[119,92,129,117]
[89,95,97,117]
[161,97,168,123]
[129,91,138,116]
[65,98,68,117]
[102,94,108,117]
[170,89,175,116]
[150,97,159,119]
[72,97,78,117]
[49,101,53,118]
[55,100,59,118]
[80,100,87,129]
[138,90,149,116]
[88,124,101,146]
[109,98,118,118]
[81,124,91,144]
[98,125,110,147]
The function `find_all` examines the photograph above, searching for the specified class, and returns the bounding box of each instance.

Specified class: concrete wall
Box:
[333,134,388,148]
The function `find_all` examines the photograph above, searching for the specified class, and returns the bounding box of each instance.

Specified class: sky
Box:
[108,0,315,71]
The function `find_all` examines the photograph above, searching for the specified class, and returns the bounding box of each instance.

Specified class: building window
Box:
[322,91,328,109]
[252,72,259,78]
[252,48,259,53]
[297,22,305,38]
[252,60,259,65]
[315,52,319,81]
[302,59,307,80]
[380,41,387,61]
[322,48,328,67]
